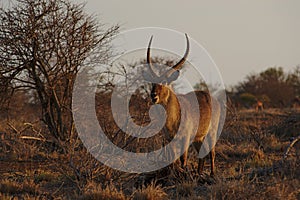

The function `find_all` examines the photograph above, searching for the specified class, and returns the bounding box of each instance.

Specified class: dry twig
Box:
[282,134,300,160]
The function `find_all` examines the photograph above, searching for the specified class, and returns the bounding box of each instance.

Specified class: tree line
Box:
[231,66,300,108]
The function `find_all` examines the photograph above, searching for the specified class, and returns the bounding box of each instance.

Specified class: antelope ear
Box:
[167,70,180,84]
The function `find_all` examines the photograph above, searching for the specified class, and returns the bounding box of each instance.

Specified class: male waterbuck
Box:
[145,34,221,176]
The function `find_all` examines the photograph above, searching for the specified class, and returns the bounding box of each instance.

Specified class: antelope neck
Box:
[163,89,181,132]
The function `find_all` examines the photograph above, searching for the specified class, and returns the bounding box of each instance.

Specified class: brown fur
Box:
[151,85,220,176]
[147,34,220,175]
[255,100,263,112]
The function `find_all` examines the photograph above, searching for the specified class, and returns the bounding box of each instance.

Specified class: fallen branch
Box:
[7,122,20,134]
[19,136,46,142]
[283,134,300,160]
[7,122,33,134]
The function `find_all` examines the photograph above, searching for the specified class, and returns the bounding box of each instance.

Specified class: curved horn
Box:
[172,33,190,70]
[146,35,157,78]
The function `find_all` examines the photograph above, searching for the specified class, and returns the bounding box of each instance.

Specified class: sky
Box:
[74,0,300,87]
[3,0,300,87]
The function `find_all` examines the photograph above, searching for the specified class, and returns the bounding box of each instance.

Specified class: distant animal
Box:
[255,100,263,112]
[145,34,221,176]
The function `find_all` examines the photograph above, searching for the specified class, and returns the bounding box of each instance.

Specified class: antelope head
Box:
[145,34,190,105]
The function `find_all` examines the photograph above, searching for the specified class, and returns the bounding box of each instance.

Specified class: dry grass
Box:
[0,179,38,195]
[79,181,126,200]
[0,95,299,199]
[175,181,196,199]
[132,182,167,200]
[209,176,299,200]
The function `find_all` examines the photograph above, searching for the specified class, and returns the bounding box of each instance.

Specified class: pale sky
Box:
[76,0,300,87]
[3,0,300,86]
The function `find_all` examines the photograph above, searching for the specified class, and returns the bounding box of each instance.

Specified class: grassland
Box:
[0,103,299,199]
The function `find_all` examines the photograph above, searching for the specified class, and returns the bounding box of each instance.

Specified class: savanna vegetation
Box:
[0,0,299,199]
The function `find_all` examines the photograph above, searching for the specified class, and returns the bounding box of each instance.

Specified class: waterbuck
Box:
[145,34,220,176]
